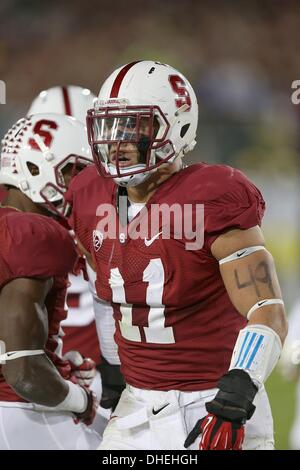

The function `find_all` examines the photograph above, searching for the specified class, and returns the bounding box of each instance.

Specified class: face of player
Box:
[104,116,159,169]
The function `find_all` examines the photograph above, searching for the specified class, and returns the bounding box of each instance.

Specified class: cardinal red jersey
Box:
[0,186,7,201]
[67,163,265,391]
[0,208,78,402]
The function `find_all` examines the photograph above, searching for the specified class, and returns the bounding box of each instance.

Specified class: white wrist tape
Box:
[219,246,266,265]
[229,324,282,386]
[52,381,87,413]
[247,299,284,320]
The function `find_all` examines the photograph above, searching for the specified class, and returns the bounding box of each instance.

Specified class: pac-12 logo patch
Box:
[93,230,104,252]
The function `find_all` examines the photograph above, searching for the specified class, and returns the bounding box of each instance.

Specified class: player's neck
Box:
[2,189,46,215]
[126,162,181,203]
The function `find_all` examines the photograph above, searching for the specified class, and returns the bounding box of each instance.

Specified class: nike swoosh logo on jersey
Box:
[152,403,169,415]
[237,250,247,257]
[144,231,163,246]
[258,300,268,307]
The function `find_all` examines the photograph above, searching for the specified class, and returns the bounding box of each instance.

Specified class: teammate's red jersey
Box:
[0,207,78,402]
[67,163,265,391]
[0,186,7,201]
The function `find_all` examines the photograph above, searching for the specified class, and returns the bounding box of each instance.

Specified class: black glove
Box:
[184,369,258,450]
[98,358,125,411]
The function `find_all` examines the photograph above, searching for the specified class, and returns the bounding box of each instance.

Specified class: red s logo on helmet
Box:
[169,75,191,109]
[28,119,58,151]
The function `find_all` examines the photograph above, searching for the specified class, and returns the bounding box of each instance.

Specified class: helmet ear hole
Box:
[180,124,190,138]
[26,162,40,176]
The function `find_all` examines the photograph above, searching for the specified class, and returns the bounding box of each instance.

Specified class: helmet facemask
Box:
[39,154,92,218]
[87,105,176,187]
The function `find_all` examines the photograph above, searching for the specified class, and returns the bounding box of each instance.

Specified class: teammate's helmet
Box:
[87,60,198,186]
[28,86,96,124]
[0,113,91,217]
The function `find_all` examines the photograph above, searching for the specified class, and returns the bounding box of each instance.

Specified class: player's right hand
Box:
[184,369,257,450]
[73,387,98,426]
[63,350,96,387]
[185,413,245,450]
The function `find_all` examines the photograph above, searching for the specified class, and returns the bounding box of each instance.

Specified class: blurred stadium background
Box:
[0,0,299,449]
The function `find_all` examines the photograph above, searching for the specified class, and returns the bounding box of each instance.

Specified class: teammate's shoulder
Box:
[2,210,69,241]
[182,163,261,201]
[68,164,99,191]
[0,212,77,277]
[66,164,114,203]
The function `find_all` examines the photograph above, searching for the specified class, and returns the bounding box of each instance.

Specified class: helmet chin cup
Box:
[107,163,152,187]
[39,182,70,219]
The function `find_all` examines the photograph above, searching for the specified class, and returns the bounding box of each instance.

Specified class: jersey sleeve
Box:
[66,188,92,255]
[65,166,98,255]
[204,168,265,248]
[0,212,77,290]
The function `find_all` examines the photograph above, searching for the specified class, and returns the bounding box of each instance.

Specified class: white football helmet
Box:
[87,60,198,186]
[28,85,96,124]
[0,113,91,217]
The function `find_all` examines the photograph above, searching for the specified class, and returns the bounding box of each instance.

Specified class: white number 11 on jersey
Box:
[109,258,175,344]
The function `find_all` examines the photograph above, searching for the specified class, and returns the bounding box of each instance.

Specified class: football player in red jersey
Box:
[27,85,124,411]
[66,60,288,450]
[0,113,102,449]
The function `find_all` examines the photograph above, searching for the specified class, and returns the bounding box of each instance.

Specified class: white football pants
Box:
[99,384,274,450]
[0,402,107,450]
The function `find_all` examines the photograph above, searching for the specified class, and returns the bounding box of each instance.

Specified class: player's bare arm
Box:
[185,225,288,450]
[211,225,288,343]
[0,277,69,405]
[0,257,97,425]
